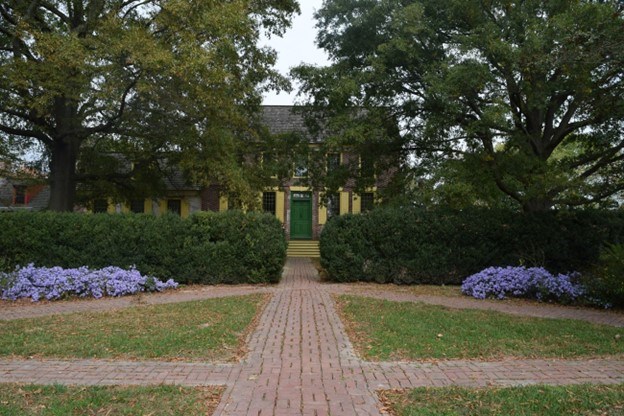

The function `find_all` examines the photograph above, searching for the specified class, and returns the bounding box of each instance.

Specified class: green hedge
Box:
[0,210,286,284]
[319,208,624,284]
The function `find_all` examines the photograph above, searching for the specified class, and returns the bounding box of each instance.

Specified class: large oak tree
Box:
[294,0,624,212]
[0,0,298,211]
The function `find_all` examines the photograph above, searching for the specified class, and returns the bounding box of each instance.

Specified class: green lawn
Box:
[0,384,222,416]
[381,385,624,416]
[0,294,266,361]
[337,295,623,360]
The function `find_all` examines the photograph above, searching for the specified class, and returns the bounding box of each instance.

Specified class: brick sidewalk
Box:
[1,258,623,415]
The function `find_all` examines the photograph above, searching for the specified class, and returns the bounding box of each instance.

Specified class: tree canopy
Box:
[294,0,624,211]
[0,0,298,211]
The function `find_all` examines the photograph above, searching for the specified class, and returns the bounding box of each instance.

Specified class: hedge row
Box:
[0,210,286,284]
[319,208,624,284]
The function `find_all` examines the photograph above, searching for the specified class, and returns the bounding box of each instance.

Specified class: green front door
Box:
[290,192,312,239]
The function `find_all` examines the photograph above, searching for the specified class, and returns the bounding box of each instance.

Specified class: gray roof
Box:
[260,105,320,141]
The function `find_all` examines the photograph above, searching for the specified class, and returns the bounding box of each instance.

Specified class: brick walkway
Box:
[1,258,623,415]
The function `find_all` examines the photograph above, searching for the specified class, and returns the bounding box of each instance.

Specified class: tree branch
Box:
[0,123,53,145]
[62,76,140,139]
[578,152,624,181]
[39,1,70,24]
[120,0,154,19]
[548,99,579,150]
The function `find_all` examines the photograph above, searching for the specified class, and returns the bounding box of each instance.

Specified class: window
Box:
[93,199,108,213]
[13,185,26,205]
[262,192,276,216]
[360,154,375,177]
[167,199,181,216]
[327,193,340,219]
[361,192,374,212]
[327,153,341,172]
[294,155,308,178]
[130,199,144,213]
[262,152,275,166]
[262,152,278,177]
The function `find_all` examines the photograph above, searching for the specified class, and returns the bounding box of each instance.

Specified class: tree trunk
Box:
[48,138,80,212]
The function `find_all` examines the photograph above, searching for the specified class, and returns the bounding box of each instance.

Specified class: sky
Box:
[261,0,330,105]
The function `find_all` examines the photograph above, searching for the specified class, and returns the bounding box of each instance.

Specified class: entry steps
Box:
[287,240,320,258]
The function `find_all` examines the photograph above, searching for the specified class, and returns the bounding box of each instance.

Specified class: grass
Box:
[0,294,266,361]
[381,384,624,416]
[337,295,623,361]
[0,384,222,415]
[351,284,463,297]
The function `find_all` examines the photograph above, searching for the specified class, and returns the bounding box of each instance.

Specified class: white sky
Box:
[261,0,330,105]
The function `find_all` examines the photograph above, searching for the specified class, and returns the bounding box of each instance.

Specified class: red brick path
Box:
[1,258,623,415]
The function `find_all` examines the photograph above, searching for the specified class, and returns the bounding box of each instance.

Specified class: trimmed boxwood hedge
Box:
[0,210,286,284]
[319,208,624,284]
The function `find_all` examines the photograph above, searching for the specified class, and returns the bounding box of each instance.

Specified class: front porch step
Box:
[287,240,320,258]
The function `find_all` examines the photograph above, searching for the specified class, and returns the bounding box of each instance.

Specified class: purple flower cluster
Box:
[461,266,585,302]
[0,264,178,301]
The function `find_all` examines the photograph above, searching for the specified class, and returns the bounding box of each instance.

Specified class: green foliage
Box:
[0,0,299,211]
[0,211,286,284]
[320,208,624,284]
[181,211,287,284]
[585,244,624,308]
[297,0,624,211]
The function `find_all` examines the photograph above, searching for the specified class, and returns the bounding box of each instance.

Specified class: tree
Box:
[0,0,298,211]
[294,0,624,212]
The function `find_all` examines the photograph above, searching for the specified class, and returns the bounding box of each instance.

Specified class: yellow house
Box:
[93,106,388,242]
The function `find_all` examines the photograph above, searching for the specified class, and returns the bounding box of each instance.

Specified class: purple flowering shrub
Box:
[461,266,585,302]
[0,264,178,301]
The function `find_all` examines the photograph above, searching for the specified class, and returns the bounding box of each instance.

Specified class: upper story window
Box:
[327,153,341,172]
[167,199,181,216]
[294,155,308,178]
[360,154,375,177]
[13,185,26,205]
[262,152,278,177]
[262,192,276,216]
[361,192,374,212]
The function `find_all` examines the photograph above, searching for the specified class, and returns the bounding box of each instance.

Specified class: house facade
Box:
[5,106,392,241]
[99,106,390,240]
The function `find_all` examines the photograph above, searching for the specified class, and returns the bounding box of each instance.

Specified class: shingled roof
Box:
[260,105,322,142]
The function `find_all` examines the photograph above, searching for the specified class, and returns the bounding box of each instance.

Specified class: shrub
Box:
[0,265,178,301]
[320,207,624,284]
[0,210,286,285]
[180,210,287,284]
[583,244,624,308]
[461,266,585,302]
